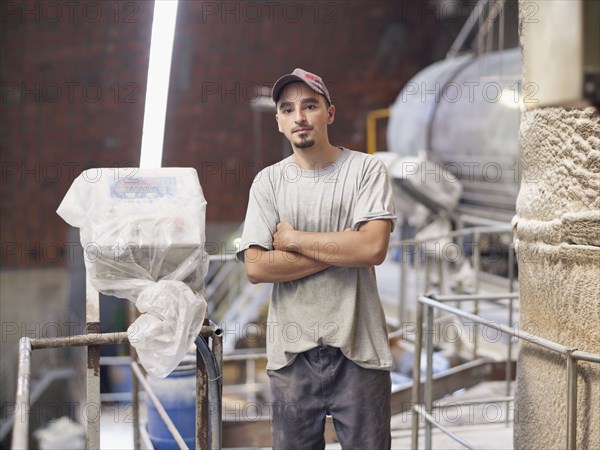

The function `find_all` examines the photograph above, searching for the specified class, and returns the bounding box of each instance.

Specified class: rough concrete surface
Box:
[513,107,600,449]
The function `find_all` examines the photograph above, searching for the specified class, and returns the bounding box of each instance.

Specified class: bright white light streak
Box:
[139,0,179,168]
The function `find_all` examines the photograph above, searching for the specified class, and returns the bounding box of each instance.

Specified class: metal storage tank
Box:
[387,48,522,222]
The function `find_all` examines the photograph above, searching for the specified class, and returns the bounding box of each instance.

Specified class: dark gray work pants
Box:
[268,345,391,450]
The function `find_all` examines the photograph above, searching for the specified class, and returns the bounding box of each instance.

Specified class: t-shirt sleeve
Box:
[352,157,397,232]
[236,172,279,262]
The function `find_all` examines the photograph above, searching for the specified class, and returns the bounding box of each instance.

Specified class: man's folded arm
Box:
[243,245,330,284]
[273,219,392,268]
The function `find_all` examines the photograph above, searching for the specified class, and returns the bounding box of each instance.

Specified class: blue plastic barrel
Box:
[146,359,196,450]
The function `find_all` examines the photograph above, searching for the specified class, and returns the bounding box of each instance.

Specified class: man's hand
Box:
[273,221,299,252]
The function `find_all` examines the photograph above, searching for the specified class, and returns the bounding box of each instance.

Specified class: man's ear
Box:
[275,113,283,133]
[327,105,335,125]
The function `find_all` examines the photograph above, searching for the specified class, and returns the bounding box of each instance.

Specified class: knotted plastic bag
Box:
[129,280,206,377]
[57,168,208,377]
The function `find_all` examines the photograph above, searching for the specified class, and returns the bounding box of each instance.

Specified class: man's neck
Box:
[291,144,342,170]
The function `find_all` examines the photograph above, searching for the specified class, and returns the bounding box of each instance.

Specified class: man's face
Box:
[275,82,335,150]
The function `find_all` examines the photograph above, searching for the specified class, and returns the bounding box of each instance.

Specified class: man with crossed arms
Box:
[237,68,395,449]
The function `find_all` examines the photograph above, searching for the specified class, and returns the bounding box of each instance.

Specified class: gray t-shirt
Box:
[237,148,396,370]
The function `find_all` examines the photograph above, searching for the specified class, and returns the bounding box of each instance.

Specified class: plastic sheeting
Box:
[57,168,208,377]
[374,151,463,227]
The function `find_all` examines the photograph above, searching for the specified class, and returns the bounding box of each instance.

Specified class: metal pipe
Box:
[571,351,600,363]
[129,296,141,450]
[208,253,238,262]
[195,335,223,450]
[11,332,131,450]
[1,368,74,443]
[430,292,519,302]
[414,243,421,296]
[200,325,222,338]
[85,279,100,450]
[498,0,505,55]
[211,328,224,449]
[29,332,129,349]
[131,361,189,449]
[477,0,483,55]
[414,292,600,450]
[505,296,515,426]
[418,295,572,354]
[447,0,487,57]
[196,338,209,450]
[222,352,267,361]
[399,250,407,325]
[479,0,506,50]
[506,244,515,426]
[411,301,424,450]
[437,258,445,295]
[424,256,431,293]
[399,217,410,326]
[508,242,515,293]
[388,224,513,249]
[131,363,141,450]
[212,332,224,383]
[433,396,514,408]
[365,108,390,154]
[413,404,475,450]
[11,338,32,450]
[424,305,435,450]
[566,351,578,450]
[247,359,256,404]
[472,232,481,360]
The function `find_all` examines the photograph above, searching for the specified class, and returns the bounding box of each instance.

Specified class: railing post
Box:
[129,301,141,450]
[210,330,224,450]
[425,304,435,450]
[196,336,209,450]
[472,231,481,359]
[566,350,578,450]
[131,362,141,449]
[85,279,101,450]
[424,256,432,293]
[399,217,410,326]
[246,359,256,404]
[504,295,515,427]
[399,244,407,325]
[411,300,424,450]
[11,338,31,450]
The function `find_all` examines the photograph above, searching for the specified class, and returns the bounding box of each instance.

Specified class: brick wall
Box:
[1,0,466,267]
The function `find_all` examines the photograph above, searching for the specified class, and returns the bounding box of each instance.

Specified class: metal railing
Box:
[12,332,128,450]
[388,219,515,330]
[222,352,267,406]
[6,221,243,449]
[206,253,245,318]
[11,324,223,450]
[411,292,600,450]
[365,108,390,154]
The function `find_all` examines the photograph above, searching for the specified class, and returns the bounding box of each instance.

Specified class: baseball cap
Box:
[272,68,332,105]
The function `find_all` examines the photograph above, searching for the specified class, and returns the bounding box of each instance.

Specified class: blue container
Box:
[146,360,196,450]
[107,364,132,403]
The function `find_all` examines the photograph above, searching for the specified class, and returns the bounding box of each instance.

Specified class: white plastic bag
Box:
[129,280,206,377]
[57,168,208,377]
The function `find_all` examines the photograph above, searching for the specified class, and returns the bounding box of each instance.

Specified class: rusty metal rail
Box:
[11,325,223,450]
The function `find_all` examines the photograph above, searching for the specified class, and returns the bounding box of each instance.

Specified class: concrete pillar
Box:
[514,4,600,447]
